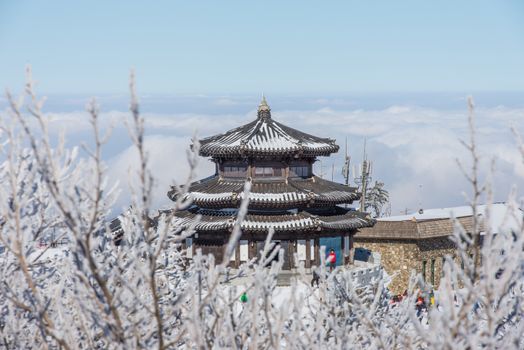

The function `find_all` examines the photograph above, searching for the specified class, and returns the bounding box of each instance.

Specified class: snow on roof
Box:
[380,203,523,234]
[171,176,360,209]
[198,99,339,158]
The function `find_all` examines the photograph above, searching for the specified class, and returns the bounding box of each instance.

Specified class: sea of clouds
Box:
[2,92,523,216]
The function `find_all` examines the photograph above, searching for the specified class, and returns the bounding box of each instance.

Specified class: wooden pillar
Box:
[305,238,311,268]
[348,235,355,265]
[235,242,240,268]
[288,241,292,269]
[341,235,345,265]
[248,239,256,260]
[314,238,320,267]
[247,239,253,260]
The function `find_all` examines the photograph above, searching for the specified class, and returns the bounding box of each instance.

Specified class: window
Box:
[431,259,435,285]
[222,165,247,178]
[422,260,427,281]
[289,165,310,177]
[254,166,283,178]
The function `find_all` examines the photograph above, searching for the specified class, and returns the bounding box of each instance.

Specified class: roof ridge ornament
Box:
[257,94,271,119]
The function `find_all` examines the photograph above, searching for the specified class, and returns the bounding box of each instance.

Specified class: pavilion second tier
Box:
[169,176,361,209]
[171,207,374,236]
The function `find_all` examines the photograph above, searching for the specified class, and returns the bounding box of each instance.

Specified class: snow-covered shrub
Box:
[0,72,522,349]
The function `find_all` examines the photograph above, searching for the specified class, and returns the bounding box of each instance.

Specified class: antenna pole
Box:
[359,138,371,212]
[342,136,351,186]
[360,160,368,212]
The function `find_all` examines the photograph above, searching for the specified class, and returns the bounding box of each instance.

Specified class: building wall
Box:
[353,238,419,294]
[417,237,456,290]
[354,236,457,294]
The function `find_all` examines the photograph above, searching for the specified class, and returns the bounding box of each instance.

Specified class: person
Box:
[327,249,336,272]
[390,295,400,307]
[429,290,435,307]
[240,292,248,303]
[416,293,426,320]
[311,270,320,287]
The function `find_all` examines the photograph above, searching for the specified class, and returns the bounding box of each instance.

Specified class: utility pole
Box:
[354,138,372,212]
[318,160,326,179]
[342,136,351,186]
[360,161,368,212]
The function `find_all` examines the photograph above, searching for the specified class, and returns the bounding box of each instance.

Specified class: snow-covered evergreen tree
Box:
[365,181,390,218]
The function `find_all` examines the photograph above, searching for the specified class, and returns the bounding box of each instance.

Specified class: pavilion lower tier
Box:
[183,231,356,270]
[172,206,373,232]
[173,207,374,269]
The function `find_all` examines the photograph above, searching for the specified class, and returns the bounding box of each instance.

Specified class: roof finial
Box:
[257,94,271,118]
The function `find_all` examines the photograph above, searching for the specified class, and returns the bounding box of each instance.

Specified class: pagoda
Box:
[169,97,375,269]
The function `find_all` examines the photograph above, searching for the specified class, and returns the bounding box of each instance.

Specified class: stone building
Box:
[169,97,375,269]
[354,214,476,294]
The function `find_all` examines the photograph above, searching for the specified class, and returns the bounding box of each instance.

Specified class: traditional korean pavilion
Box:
[169,97,375,269]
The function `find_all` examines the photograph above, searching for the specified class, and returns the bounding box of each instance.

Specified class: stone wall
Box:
[353,238,419,294]
[417,237,456,290]
[354,236,457,294]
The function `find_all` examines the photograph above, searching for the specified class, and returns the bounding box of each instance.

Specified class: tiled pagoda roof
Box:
[168,176,361,209]
[171,207,374,234]
[198,98,339,158]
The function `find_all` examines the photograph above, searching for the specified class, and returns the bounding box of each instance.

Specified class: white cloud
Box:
[214,98,238,106]
[107,135,215,213]
[27,103,524,216]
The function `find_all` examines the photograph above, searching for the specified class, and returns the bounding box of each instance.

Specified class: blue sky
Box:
[1,1,524,94]
[0,1,523,215]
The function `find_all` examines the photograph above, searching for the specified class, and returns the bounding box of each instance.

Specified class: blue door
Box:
[319,237,342,266]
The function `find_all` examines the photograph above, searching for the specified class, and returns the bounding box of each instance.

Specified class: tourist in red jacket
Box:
[328,249,336,272]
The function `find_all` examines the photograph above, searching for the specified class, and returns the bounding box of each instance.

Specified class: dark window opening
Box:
[289,165,310,177]
[422,260,427,281]
[254,166,283,178]
[431,259,435,285]
[222,165,247,178]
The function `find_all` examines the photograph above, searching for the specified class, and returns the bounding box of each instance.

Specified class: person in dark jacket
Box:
[415,294,426,320]
[311,270,320,287]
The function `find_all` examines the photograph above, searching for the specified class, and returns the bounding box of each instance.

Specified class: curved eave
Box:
[185,192,360,209]
[199,145,339,158]
[169,176,360,209]
[172,209,374,234]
